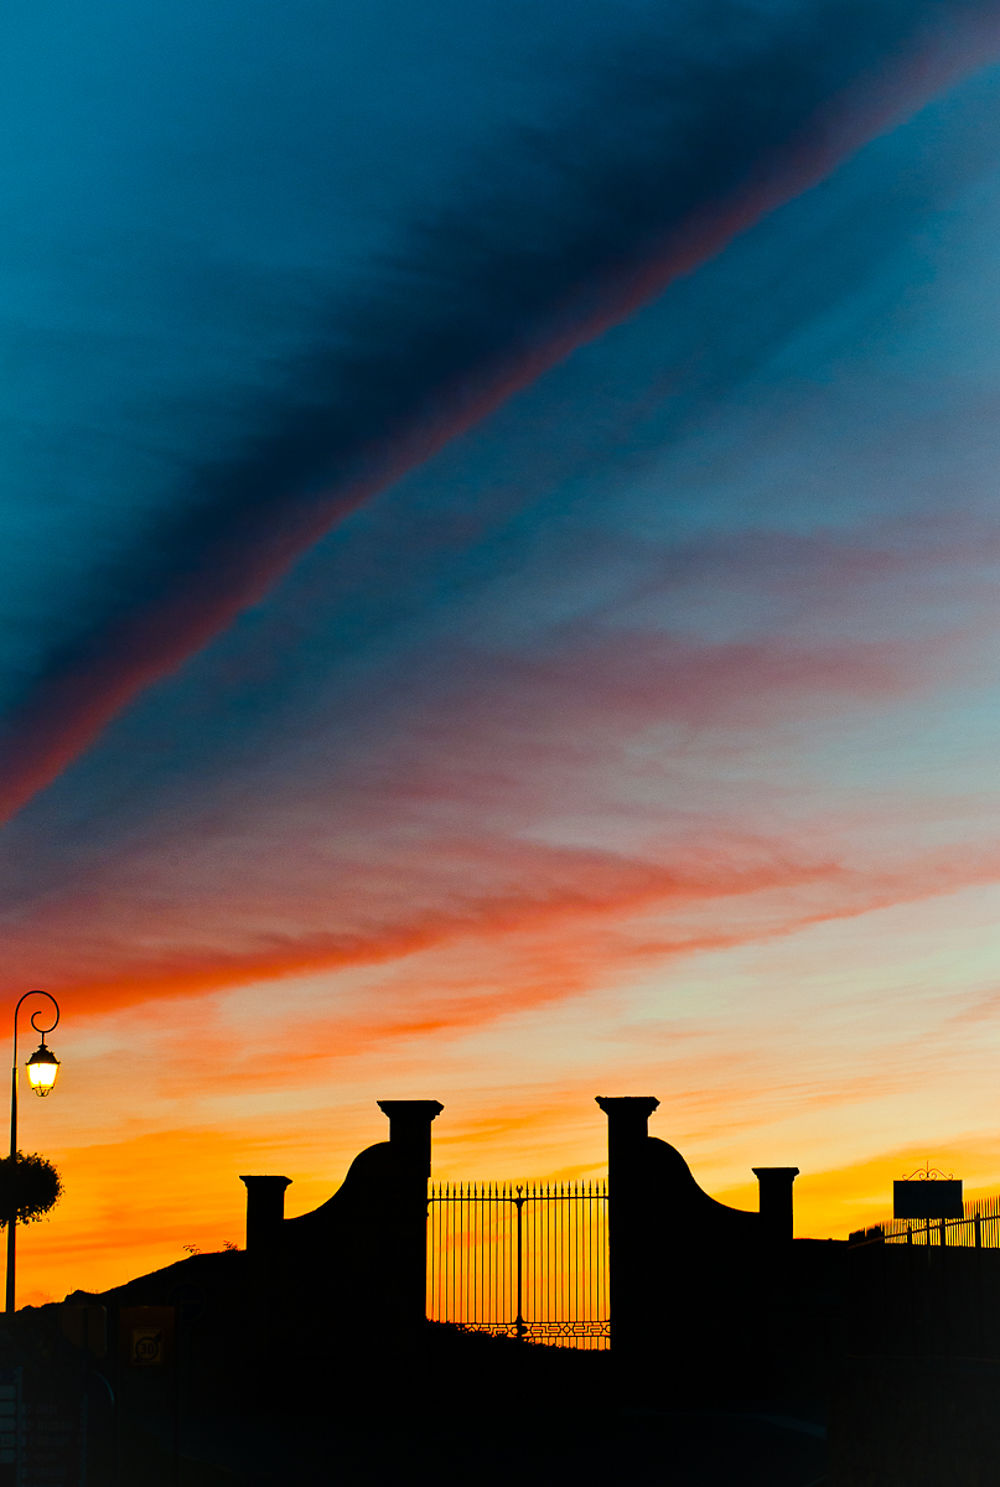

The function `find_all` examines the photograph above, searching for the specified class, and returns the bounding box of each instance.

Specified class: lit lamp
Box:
[25,1042,60,1098]
[7,990,61,1313]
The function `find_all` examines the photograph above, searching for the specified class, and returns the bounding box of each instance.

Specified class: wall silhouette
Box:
[240,1099,443,1360]
[596,1095,838,1402]
[230,1094,822,1394]
[69,1093,843,1408]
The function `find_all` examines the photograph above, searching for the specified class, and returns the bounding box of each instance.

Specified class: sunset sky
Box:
[6,0,1000,1305]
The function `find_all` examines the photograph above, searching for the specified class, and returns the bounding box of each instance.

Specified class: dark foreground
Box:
[9,1297,1000,1485]
[0,1306,832,1487]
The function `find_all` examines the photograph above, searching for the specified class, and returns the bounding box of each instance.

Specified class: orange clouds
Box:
[0,830,842,1013]
[9,802,1000,1054]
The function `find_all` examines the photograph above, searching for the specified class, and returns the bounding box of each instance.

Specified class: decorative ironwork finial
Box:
[901,1159,953,1181]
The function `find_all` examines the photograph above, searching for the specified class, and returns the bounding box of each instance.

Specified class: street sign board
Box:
[894,1178,964,1219]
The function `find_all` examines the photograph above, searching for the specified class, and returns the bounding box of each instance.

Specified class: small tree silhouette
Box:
[0,1152,62,1227]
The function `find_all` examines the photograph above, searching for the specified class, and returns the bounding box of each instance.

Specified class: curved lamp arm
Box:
[15,990,60,1060]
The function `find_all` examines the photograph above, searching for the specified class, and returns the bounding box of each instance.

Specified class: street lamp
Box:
[25,1042,60,1096]
[7,991,60,1313]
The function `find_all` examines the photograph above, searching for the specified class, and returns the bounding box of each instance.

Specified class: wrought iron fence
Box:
[852,1193,1000,1248]
[427,1179,609,1349]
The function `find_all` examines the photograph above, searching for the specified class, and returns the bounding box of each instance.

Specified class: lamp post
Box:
[7,991,60,1314]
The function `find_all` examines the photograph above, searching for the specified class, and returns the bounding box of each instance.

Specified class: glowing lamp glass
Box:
[25,1043,59,1098]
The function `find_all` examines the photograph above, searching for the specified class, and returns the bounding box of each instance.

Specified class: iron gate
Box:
[427,1180,609,1348]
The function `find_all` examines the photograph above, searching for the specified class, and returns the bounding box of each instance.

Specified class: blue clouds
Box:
[3,0,998,826]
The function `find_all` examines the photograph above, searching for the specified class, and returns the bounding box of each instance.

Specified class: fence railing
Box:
[851,1193,1000,1248]
[426,1180,609,1349]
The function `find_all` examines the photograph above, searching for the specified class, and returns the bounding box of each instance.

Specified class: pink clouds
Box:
[1,830,842,1013]
[12,815,1000,1057]
[1,588,988,1047]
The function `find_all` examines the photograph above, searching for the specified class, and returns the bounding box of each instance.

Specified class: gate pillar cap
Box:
[377,1100,444,1119]
[596,1096,659,1123]
[377,1101,444,1178]
[595,1096,660,1113]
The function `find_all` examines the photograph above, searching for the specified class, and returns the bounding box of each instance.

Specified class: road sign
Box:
[120,1306,175,1367]
[131,1328,164,1366]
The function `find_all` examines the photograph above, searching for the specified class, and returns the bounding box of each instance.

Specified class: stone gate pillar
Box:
[377,1100,444,1331]
[239,1173,291,1297]
[239,1174,292,1256]
[239,1172,292,1357]
[752,1166,799,1244]
[596,1096,659,1359]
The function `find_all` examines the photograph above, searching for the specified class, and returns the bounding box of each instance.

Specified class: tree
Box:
[0,1152,63,1228]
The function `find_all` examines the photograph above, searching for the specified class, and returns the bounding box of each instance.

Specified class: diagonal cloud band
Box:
[2,0,999,826]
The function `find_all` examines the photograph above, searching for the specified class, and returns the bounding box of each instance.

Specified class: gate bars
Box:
[427,1180,609,1349]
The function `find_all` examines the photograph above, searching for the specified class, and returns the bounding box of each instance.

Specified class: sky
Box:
[5,0,1000,1304]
